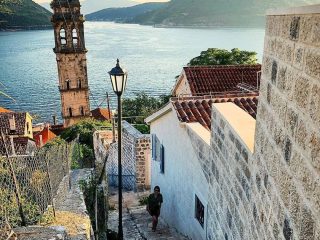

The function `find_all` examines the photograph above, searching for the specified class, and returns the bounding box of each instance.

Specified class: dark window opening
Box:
[195,195,205,228]
[78,79,82,89]
[60,28,66,46]
[68,108,73,117]
[80,106,84,116]
[66,80,70,90]
[160,144,165,174]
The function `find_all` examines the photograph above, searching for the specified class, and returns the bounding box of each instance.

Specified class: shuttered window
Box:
[160,145,164,174]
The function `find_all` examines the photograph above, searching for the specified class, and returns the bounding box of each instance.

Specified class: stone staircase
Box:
[108,206,189,240]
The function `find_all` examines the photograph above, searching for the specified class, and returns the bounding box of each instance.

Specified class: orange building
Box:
[34,127,57,147]
[0,107,12,113]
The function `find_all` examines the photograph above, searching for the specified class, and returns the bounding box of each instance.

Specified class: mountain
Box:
[0,0,51,29]
[81,0,137,15]
[131,0,320,27]
[86,2,167,22]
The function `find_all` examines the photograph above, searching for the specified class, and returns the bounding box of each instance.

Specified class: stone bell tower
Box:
[51,0,90,127]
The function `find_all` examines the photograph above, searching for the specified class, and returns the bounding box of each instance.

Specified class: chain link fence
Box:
[106,142,136,191]
[0,138,76,237]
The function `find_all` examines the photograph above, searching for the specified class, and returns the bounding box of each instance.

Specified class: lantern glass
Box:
[108,59,128,96]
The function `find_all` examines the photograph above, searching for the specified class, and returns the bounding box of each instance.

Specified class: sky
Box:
[35,0,169,14]
[34,0,168,3]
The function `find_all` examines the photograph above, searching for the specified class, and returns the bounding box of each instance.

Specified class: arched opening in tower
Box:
[80,106,84,116]
[72,29,78,48]
[60,28,66,46]
[66,79,70,90]
[68,107,73,117]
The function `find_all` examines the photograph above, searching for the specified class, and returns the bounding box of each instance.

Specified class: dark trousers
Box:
[148,208,160,230]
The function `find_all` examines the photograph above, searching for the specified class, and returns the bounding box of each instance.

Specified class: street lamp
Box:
[108,59,128,240]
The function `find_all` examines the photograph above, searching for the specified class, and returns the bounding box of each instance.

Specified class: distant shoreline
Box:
[0,25,52,32]
[86,20,265,30]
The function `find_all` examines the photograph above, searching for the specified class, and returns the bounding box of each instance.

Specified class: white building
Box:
[145,94,258,239]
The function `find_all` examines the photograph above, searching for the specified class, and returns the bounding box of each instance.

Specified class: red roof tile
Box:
[91,108,112,121]
[182,64,261,95]
[0,107,13,113]
[172,94,259,130]
[50,124,65,136]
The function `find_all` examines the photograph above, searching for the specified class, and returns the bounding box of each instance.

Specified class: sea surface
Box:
[0,22,265,123]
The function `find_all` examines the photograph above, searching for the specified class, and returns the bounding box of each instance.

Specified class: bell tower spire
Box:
[51,0,90,127]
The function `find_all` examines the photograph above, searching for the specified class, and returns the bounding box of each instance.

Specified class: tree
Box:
[122,93,171,134]
[122,92,170,123]
[188,48,258,66]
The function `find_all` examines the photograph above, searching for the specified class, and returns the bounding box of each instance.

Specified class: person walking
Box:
[147,186,163,232]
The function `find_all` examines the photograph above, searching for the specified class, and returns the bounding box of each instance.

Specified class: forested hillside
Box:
[131,0,320,27]
[86,2,166,23]
[0,0,51,29]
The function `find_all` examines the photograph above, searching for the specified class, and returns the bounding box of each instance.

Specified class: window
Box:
[151,134,156,160]
[195,195,205,228]
[80,106,84,116]
[152,134,160,161]
[77,79,82,89]
[72,29,78,47]
[9,115,16,133]
[68,107,73,117]
[65,79,70,90]
[60,28,66,45]
[160,145,164,173]
[27,122,30,134]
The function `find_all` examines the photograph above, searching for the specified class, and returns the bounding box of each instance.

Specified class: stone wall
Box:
[205,5,320,240]
[95,122,150,191]
[206,107,257,239]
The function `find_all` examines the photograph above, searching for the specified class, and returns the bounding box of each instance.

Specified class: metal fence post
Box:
[45,155,56,218]
[1,132,26,226]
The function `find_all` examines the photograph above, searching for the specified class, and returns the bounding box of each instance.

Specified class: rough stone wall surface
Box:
[205,8,320,240]
[206,108,257,240]
[93,131,110,178]
[135,136,150,190]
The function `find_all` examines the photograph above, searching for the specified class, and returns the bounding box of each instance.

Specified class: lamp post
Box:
[108,59,128,240]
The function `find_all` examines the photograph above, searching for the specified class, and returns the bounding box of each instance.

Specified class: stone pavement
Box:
[107,191,189,240]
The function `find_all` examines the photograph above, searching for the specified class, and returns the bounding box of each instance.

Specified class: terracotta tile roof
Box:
[172,94,259,130]
[91,108,112,121]
[0,107,13,113]
[0,112,27,135]
[182,64,261,95]
[50,124,65,136]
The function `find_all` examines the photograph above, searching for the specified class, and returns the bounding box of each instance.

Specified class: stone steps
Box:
[108,206,189,239]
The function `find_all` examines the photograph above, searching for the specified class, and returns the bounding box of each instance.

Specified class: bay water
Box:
[0,22,265,123]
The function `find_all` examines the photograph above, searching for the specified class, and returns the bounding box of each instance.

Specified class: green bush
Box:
[133,124,150,134]
[60,119,112,148]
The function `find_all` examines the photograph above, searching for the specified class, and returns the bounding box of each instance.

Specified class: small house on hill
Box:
[0,111,36,156]
[34,127,57,147]
[172,64,261,96]
[0,112,33,139]
[91,108,112,122]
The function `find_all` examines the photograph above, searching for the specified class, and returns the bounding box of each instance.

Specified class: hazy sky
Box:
[34,0,168,4]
